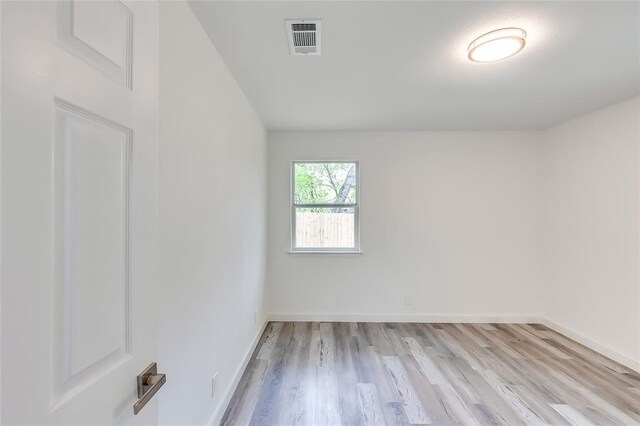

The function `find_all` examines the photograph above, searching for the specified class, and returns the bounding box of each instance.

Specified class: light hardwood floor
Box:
[221,322,640,425]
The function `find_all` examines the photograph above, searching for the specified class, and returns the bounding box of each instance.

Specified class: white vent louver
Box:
[286,20,321,55]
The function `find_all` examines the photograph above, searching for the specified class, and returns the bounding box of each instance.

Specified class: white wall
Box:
[267,131,543,321]
[155,10,639,422]
[158,2,267,424]
[542,96,640,370]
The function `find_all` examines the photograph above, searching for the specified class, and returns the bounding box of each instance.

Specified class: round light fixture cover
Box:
[468,28,526,62]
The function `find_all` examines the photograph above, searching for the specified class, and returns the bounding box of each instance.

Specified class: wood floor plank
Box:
[454,323,491,349]
[276,322,311,426]
[383,402,411,426]
[221,359,270,426]
[221,322,640,426]
[383,356,433,424]
[403,337,447,386]
[308,323,342,426]
[367,345,401,405]
[551,404,595,426]
[478,369,544,425]
[357,383,387,426]
[396,354,451,425]
[434,379,481,426]
[349,322,359,337]
[539,329,631,374]
[249,323,294,425]
[335,323,364,426]
[537,358,639,425]
[509,324,573,360]
[256,322,284,360]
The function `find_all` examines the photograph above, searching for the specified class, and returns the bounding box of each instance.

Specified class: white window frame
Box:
[290,160,360,253]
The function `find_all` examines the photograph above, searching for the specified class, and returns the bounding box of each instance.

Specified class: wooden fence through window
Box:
[295,211,354,247]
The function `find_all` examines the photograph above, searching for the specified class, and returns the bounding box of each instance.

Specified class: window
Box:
[292,161,359,252]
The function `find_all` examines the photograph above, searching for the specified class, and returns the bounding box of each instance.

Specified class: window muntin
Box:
[292,161,359,251]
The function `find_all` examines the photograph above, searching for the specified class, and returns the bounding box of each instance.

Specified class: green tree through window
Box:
[294,163,356,209]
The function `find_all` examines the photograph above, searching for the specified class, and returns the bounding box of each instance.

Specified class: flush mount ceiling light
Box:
[468,28,526,63]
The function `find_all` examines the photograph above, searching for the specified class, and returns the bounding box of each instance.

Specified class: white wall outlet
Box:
[404,295,412,306]
[211,372,218,398]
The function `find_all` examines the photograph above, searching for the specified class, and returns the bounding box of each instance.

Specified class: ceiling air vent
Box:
[285,20,321,56]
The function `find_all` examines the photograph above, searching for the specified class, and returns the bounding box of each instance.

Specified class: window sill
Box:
[288,250,363,255]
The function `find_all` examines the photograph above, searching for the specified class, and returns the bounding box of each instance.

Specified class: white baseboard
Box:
[540,318,640,373]
[267,312,542,324]
[208,320,268,426]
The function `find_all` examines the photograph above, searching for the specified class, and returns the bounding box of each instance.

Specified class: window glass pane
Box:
[295,207,355,248]
[294,162,356,205]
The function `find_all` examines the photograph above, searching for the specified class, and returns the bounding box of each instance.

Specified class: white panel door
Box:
[1,1,160,424]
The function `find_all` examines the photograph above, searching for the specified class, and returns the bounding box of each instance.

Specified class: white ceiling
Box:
[189,1,640,131]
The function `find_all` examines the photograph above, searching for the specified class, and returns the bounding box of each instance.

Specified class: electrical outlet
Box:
[404,295,412,306]
[211,372,218,398]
